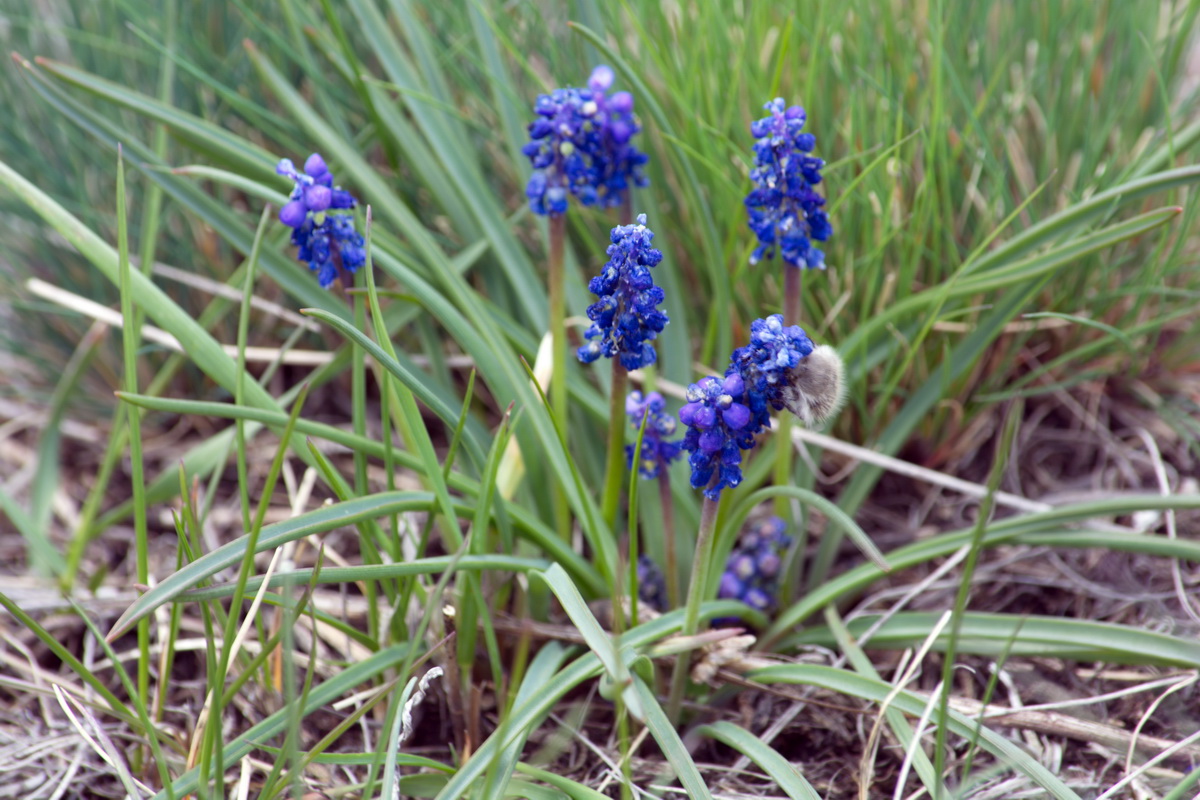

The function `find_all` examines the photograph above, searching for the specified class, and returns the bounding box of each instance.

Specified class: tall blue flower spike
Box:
[523,65,649,216]
[577,214,669,370]
[277,154,364,288]
[726,314,815,436]
[717,517,792,618]
[744,98,832,269]
[625,390,682,479]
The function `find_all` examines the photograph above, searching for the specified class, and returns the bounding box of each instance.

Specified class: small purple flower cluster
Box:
[717,516,792,616]
[276,154,365,288]
[523,65,649,216]
[578,214,669,370]
[745,98,832,269]
[680,315,818,499]
[625,391,682,479]
[678,373,754,500]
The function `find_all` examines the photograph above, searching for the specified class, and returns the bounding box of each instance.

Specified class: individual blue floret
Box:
[744,98,832,269]
[523,65,649,216]
[276,154,364,288]
[577,214,669,370]
[625,390,682,479]
[717,516,792,619]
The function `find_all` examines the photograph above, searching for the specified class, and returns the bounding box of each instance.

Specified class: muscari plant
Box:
[271,76,844,719]
[272,83,843,717]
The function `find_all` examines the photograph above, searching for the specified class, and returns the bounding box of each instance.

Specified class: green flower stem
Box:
[659,474,679,608]
[783,264,803,326]
[776,266,803,515]
[600,361,628,531]
[116,151,150,713]
[548,213,570,540]
[666,493,721,723]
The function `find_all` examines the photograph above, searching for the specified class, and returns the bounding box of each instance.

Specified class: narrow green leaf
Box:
[537,564,642,719]
[795,612,1200,668]
[696,721,821,800]
[766,493,1200,642]
[631,676,713,800]
[114,391,600,592]
[151,645,412,800]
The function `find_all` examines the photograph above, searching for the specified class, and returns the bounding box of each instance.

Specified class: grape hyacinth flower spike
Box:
[524,66,650,509]
[625,390,681,479]
[728,314,846,431]
[626,389,683,607]
[276,154,364,288]
[680,315,845,501]
[523,65,649,216]
[577,214,669,370]
[579,214,670,529]
[678,373,754,501]
[717,516,792,619]
[744,98,832,271]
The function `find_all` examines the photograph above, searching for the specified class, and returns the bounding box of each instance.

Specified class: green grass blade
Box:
[630,675,713,800]
[696,721,822,800]
[795,612,1200,668]
[114,391,601,591]
[35,56,277,179]
[486,642,572,800]
[536,563,641,719]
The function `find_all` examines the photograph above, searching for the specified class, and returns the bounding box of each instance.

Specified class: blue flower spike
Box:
[679,373,755,501]
[523,65,649,216]
[625,390,682,479]
[577,214,669,370]
[745,98,832,269]
[717,516,792,619]
[681,315,846,500]
[276,154,364,288]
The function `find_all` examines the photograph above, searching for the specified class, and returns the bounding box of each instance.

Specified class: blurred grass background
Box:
[4,0,1197,446]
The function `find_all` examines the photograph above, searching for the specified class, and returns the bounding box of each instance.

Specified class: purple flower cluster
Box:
[678,373,754,500]
[577,214,669,370]
[636,555,668,612]
[717,516,792,616]
[276,154,365,288]
[745,98,832,269]
[726,314,815,435]
[625,390,682,480]
[523,65,649,216]
[680,315,820,499]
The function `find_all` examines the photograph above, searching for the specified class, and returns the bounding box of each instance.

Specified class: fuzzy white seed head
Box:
[780,345,846,427]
